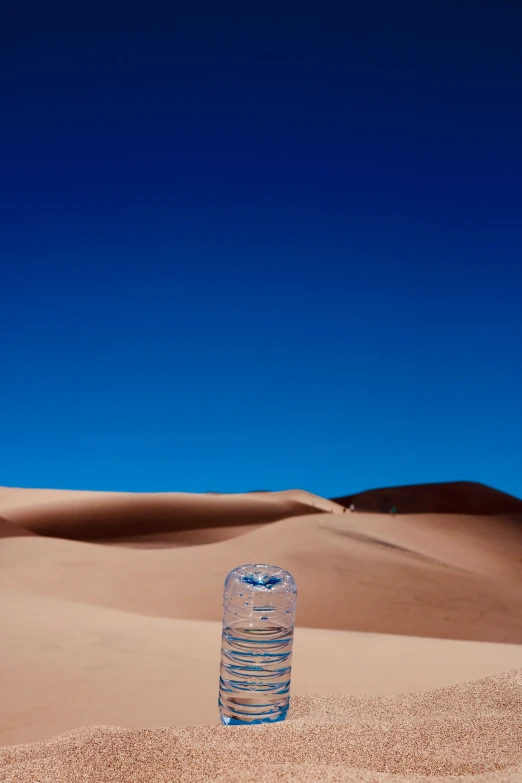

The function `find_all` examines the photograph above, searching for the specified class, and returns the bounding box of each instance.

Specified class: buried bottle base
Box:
[218,623,293,726]
[219,711,289,726]
[218,695,290,725]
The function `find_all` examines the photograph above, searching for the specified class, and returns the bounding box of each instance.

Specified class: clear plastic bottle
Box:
[218,563,297,725]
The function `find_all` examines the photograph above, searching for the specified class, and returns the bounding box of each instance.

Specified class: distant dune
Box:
[1,483,521,642]
[0,516,34,540]
[1,480,521,781]
[333,480,522,515]
[0,487,331,541]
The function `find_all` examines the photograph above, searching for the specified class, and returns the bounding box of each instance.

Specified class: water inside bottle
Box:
[218,623,294,725]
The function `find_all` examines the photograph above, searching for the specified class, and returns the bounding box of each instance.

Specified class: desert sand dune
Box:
[0,487,327,540]
[94,523,262,548]
[1,670,520,782]
[334,480,522,515]
[1,482,522,781]
[2,588,522,745]
[321,510,522,578]
[1,508,521,641]
[264,489,344,513]
[0,517,34,540]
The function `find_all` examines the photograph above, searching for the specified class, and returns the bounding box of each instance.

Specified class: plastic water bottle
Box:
[218,563,297,725]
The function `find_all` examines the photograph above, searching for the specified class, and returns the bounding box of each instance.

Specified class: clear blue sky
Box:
[2,1,521,498]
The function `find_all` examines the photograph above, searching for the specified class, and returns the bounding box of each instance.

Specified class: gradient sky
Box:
[2,1,522,498]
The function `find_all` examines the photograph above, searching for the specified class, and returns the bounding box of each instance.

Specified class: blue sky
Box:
[2,1,521,498]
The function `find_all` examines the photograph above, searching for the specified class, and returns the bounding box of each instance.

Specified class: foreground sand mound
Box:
[1,670,520,783]
[334,480,522,515]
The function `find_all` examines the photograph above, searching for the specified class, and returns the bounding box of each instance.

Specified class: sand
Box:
[334,480,522,515]
[3,588,522,746]
[1,670,521,782]
[1,507,521,640]
[1,482,521,781]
